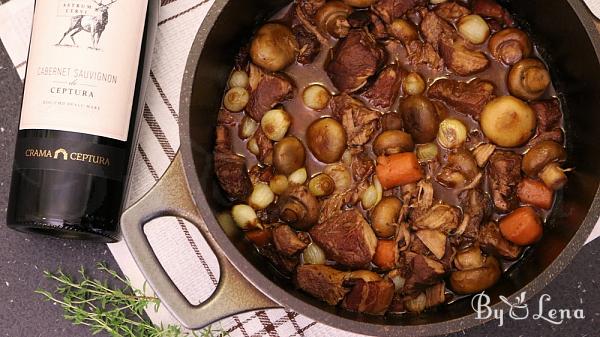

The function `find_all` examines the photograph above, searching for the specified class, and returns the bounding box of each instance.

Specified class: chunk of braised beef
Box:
[350,150,376,182]
[403,254,446,293]
[533,99,562,131]
[246,65,294,121]
[327,30,386,93]
[420,11,455,49]
[471,0,514,27]
[428,78,496,119]
[438,240,456,271]
[292,1,330,46]
[434,2,471,23]
[342,278,395,314]
[310,209,378,268]
[389,294,406,312]
[260,245,299,275]
[373,0,427,24]
[214,126,252,200]
[395,251,415,278]
[330,93,381,146]
[530,130,564,147]
[296,265,350,305]
[409,235,431,257]
[273,224,310,256]
[293,25,321,65]
[251,127,274,165]
[405,40,444,72]
[214,153,252,201]
[256,204,281,224]
[406,5,428,26]
[370,12,389,40]
[485,17,503,33]
[248,164,274,185]
[530,98,564,146]
[488,151,522,213]
[362,64,406,110]
[459,188,491,240]
[478,221,522,260]
[319,190,359,223]
[439,34,490,76]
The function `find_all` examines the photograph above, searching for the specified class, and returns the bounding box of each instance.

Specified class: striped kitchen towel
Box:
[0,1,598,337]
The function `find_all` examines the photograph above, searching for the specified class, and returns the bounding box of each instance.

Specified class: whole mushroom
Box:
[309,173,336,197]
[250,23,299,72]
[453,245,485,271]
[306,118,347,163]
[480,96,537,147]
[488,28,532,65]
[279,185,320,230]
[522,140,567,177]
[372,130,415,156]
[316,1,353,38]
[273,136,306,175]
[437,149,480,188]
[371,196,402,237]
[400,95,441,144]
[450,253,502,294]
[508,58,551,101]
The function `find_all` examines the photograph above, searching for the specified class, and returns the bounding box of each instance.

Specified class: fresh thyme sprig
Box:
[36,263,228,337]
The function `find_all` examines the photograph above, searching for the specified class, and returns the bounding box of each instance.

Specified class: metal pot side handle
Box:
[120,153,279,330]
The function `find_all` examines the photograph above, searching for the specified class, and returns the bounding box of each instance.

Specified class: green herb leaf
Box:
[36,263,228,337]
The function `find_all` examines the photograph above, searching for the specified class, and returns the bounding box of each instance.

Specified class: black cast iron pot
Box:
[121,0,600,335]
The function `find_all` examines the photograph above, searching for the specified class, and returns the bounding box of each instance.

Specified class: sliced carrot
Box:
[376,153,423,189]
[499,207,543,246]
[246,228,272,247]
[373,239,397,270]
[517,178,554,210]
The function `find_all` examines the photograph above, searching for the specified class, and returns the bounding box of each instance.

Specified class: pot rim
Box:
[178,0,600,335]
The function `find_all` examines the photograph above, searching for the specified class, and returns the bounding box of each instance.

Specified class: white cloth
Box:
[0,1,597,336]
[584,0,600,20]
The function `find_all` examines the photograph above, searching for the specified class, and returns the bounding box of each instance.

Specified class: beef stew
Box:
[213,0,567,316]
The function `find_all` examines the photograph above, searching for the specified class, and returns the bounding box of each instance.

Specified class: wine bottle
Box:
[7,0,155,242]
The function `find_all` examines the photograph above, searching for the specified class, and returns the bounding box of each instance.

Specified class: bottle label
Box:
[19,0,148,141]
[14,137,127,181]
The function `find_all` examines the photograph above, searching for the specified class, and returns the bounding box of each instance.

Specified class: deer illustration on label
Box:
[57,0,117,49]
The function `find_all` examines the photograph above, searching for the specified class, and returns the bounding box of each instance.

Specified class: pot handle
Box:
[120,153,279,330]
